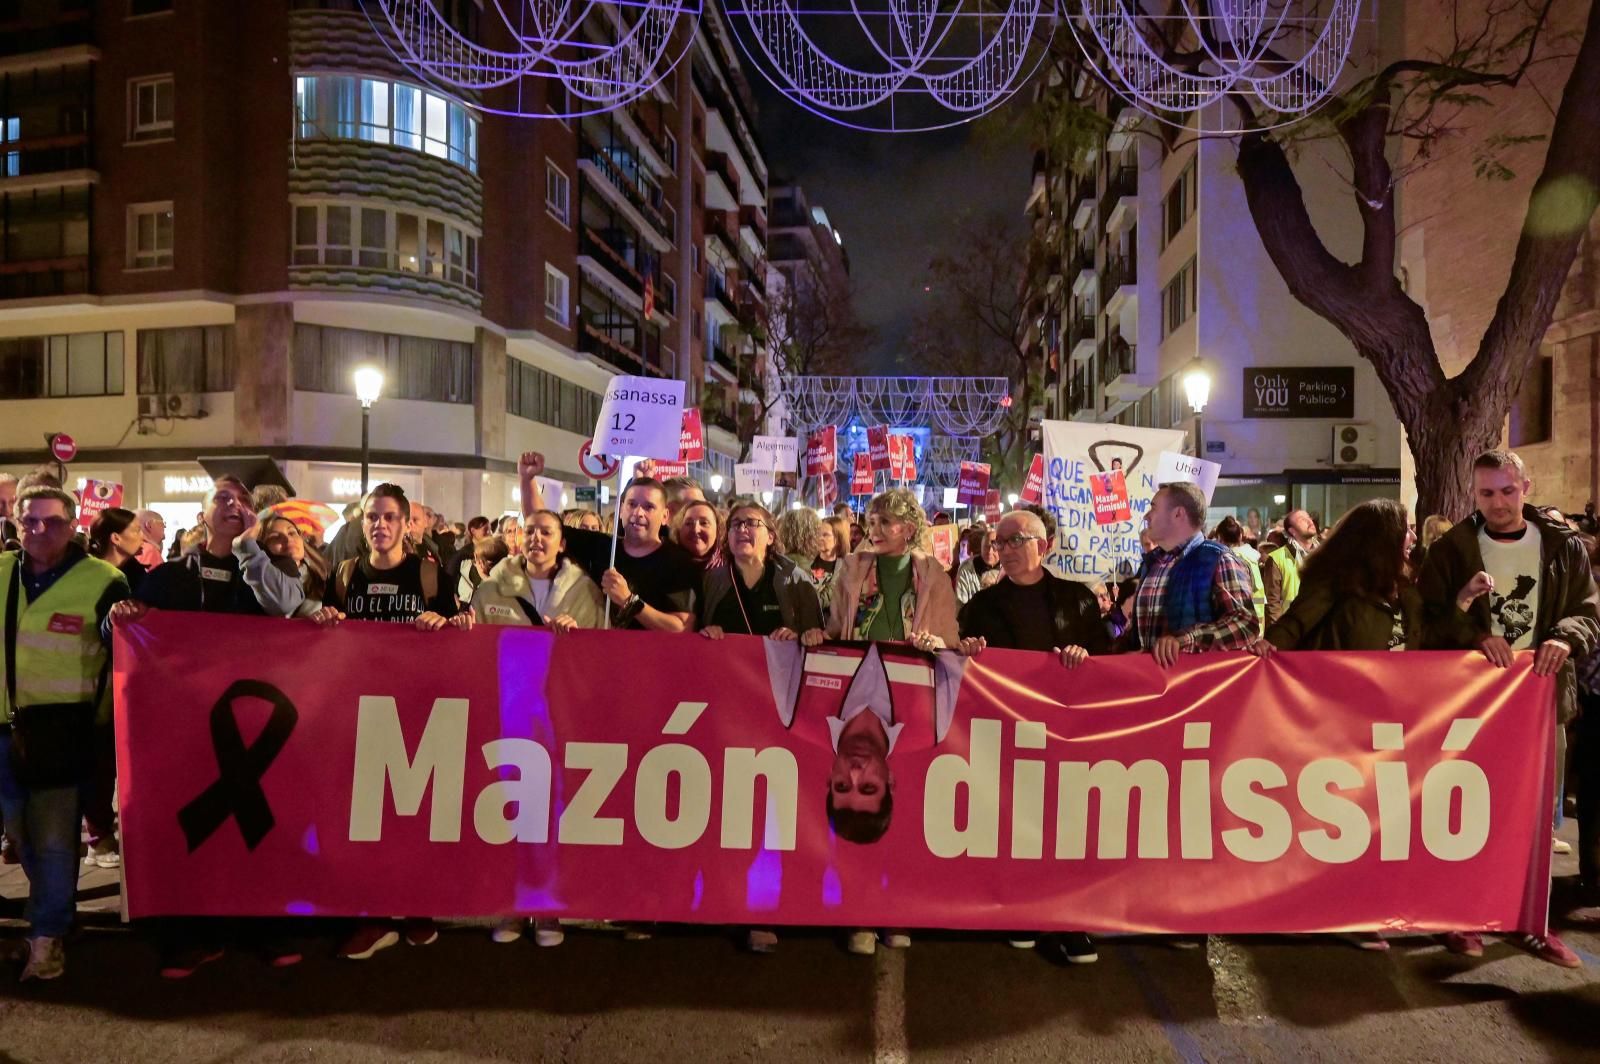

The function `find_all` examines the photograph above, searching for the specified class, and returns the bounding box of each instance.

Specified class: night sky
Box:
[745,72,1034,372]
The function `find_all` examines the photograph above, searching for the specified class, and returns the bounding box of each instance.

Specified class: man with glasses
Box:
[0,486,128,980]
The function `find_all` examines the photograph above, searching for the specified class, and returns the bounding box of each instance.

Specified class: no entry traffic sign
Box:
[50,433,77,462]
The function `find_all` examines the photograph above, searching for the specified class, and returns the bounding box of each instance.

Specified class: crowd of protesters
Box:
[2,447,1598,981]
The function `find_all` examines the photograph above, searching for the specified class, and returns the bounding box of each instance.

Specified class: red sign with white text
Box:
[679,409,704,463]
[984,489,1002,524]
[889,435,916,482]
[1019,454,1045,505]
[867,426,891,472]
[957,462,990,506]
[116,614,1555,935]
[852,452,874,495]
[818,473,838,510]
[76,479,125,531]
[50,433,76,463]
[651,460,690,479]
[1089,469,1132,525]
[806,427,837,477]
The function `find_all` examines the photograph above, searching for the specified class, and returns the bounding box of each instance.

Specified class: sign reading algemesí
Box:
[1242,367,1355,419]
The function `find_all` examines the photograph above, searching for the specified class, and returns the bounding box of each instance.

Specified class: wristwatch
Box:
[618,593,643,623]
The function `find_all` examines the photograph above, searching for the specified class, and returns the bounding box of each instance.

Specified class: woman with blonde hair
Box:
[671,498,723,574]
[825,488,958,650]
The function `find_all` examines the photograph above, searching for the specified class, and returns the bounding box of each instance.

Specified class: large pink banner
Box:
[115,614,1555,933]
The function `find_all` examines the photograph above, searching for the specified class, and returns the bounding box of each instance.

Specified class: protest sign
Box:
[734,463,775,495]
[867,426,890,472]
[752,435,800,488]
[818,474,837,509]
[984,490,1001,524]
[805,427,837,476]
[889,435,916,482]
[592,377,685,460]
[76,479,124,531]
[679,409,704,462]
[118,614,1555,936]
[1019,454,1045,505]
[929,524,958,568]
[1088,469,1132,525]
[852,453,874,495]
[1155,451,1223,503]
[1041,421,1186,581]
[957,462,990,506]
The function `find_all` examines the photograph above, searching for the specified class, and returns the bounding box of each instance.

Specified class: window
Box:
[127,202,174,269]
[2,116,17,178]
[664,203,677,243]
[545,160,570,226]
[1163,159,1196,248]
[128,76,174,141]
[294,324,472,404]
[292,74,477,172]
[137,326,233,393]
[129,0,174,14]
[290,200,478,289]
[660,274,677,317]
[0,331,124,399]
[544,264,570,326]
[1510,355,1554,447]
[505,356,603,432]
[664,131,678,169]
[1162,257,1196,337]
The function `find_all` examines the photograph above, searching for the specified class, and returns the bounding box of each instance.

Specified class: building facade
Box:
[0,0,781,531]
[1022,68,1404,529]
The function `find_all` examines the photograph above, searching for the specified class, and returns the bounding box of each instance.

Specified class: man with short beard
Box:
[1261,508,1317,625]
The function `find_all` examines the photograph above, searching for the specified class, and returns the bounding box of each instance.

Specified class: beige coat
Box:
[825,550,960,648]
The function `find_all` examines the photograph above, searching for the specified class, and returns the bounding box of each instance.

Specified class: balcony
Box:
[0,257,89,300]
[703,403,738,435]
[1103,247,1138,317]
[707,210,738,259]
[740,205,767,246]
[707,271,739,319]
[0,134,91,179]
[579,134,670,245]
[578,317,667,377]
[0,1,92,59]
[705,151,739,211]
[711,340,740,377]
[1101,337,1148,401]
[579,226,644,297]
[1102,165,1138,233]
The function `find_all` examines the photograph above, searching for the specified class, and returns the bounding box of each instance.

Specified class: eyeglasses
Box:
[728,517,766,532]
[996,533,1043,550]
[20,516,70,533]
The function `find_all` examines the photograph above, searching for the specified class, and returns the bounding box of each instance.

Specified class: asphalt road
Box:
[3,843,1600,1062]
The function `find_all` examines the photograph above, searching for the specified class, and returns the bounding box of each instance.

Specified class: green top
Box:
[866,552,912,641]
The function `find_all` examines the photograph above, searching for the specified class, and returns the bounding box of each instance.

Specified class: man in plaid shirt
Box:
[1132,482,1260,666]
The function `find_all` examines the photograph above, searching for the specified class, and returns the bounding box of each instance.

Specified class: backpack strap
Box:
[333,558,358,608]
[420,559,439,606]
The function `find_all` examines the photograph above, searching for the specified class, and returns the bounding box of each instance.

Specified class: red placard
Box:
[1019,454,1045,505]
[852,452,875,495]
[956,462,990,506]
[76,479,124,531]
[867,425,890,472]
[651,460,690,479]
[1089,469,1132,525]
[984,489,1002,524]
[929,524,958,569]
[50,433,76,463]
[888,435,916,482]
[679,409,704,462]
[805,426,837,477]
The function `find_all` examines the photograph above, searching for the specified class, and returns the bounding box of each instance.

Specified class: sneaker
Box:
[533,919,564,947]
[160,945,225,979]
[1522,933,1582,969]
[20,937,65,981]
[1048,932,1099,965]
[491,919,525,944]
[746,929,778,954]
[0,834,17,865]
[337,925,400,960]
[882,930,911,950]
[1354,933,1390,952]
[846,930,876,956]
[1441,931,1484,957]
[1008,939,1037,949]
[1553,836,1573,855]
[88,839,121,869]
[402,919,439,947]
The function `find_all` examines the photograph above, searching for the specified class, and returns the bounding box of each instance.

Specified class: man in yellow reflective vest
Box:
[0,486,127,981]
[1261,509,1318,627]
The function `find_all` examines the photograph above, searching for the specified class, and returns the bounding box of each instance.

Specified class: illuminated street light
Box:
[353,366,385,495]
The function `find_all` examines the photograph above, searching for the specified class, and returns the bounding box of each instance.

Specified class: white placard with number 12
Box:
[592,376,685,461]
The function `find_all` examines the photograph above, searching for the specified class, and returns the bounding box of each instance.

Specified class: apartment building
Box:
[0,0,781,529]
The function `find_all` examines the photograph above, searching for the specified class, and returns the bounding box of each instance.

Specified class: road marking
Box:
[1206,935,1271,1027]
[873,946,908,1064]
[1113,944,1207,1064]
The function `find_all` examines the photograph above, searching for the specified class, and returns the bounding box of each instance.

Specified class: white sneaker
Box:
[533,920,564,947]
[1008,939,1037,949]
[847,930,876,955]
[883,931,911,949]
[1554,836,1573,855]
[21,937,64,981]
[490,919,525,944]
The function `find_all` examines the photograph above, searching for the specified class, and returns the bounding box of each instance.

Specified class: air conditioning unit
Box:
[1331,423,1375,466]
[137,393,205,419]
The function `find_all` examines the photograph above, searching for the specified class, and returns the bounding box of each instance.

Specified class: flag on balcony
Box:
[643,268,655,322]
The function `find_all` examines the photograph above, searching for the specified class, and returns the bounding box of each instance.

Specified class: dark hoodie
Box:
[1417,504,1600,722]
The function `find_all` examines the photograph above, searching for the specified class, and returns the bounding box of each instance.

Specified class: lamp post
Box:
[709,472,725,500]
[353,366,385,495]
[1182,360,1212,458]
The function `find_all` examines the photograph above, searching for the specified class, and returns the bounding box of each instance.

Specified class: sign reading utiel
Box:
[1242,367,1354,419]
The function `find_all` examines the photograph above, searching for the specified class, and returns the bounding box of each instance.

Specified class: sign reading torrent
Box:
[1155,451,1222,503]
[734,463,775,495]
[806,427,837,476]
[592,377,685,460]
[1088,469,1131,525]
[957,462,990,506]
[852,452,874,495]
[116,614,1556,935]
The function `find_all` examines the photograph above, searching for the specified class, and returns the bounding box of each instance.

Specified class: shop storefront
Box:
[1210,470,1401,536]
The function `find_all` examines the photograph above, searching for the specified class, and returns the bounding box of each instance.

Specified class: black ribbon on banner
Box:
[176,679,299,853]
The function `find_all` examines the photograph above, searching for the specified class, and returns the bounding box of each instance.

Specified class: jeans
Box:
[0,729,82,938]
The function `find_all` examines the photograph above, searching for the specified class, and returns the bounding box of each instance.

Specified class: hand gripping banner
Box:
[115,614,1555,933]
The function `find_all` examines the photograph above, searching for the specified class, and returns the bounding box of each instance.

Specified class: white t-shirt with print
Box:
[1478,525,1541,650]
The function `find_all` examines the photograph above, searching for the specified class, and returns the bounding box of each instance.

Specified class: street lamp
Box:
[709,473,725,495]
[353,365,385,495]
[1007,492,1020,507]
[1182,360,1212,457]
